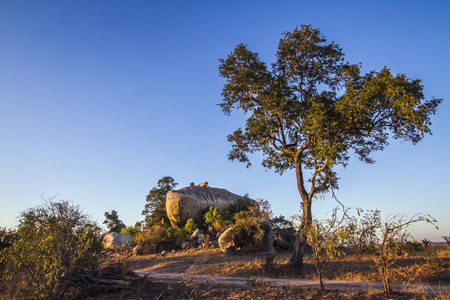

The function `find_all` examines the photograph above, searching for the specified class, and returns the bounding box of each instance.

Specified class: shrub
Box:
[221,196,253,221]
[166,226,189,240]
[232,200,271,250]
[204,207,222,226]
[305,206,349,291]
[371,213,437,293]
[2,199,104,299]
[344,209,381,254]
[135,225,168,254]
[184,218,198,235]
[121,225,141,237]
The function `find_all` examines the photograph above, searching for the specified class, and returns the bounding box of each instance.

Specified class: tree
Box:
[3,199,104,299]
[103,210,124,233]
[218,25,441,269]
[142,176,178,228]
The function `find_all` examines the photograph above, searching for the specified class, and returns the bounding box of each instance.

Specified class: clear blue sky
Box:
[1,1,449,241]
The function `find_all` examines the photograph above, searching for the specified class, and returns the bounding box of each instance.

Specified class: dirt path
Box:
[135,271,450,296]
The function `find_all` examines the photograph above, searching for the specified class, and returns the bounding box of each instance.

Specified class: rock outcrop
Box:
[103,232,134,250]
[166,185,246,227]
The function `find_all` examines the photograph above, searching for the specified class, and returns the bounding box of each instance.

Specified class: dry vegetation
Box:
[127,246,450,285]
[117,245,450,299]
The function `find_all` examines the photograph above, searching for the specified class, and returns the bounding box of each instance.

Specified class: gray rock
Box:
[190,229,204,245]
[264,229,277,254]
[166,186,249,227]
[181,241,194,250]
[103,232,134,250]
[222,246,235,258]
[218,227,236,252]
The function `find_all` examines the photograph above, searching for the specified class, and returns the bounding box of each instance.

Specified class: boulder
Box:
[133,243,143,255]
[190,229,204,245]
[264,229,277,254]
[218,227,236,252]
[181,241,194,250]
[222,246,235,258]
[199,182,208,187]
[103,232,134,250]
[166,185,248,227]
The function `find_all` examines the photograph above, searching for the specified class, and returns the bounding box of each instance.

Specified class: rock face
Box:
[103,232,134,250]
[166,185,246,227]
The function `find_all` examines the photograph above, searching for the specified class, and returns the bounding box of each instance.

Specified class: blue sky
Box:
[1,1,449,241]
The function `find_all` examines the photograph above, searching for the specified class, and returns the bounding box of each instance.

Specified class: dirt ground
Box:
[125,248,450,285]
[104,248,450,299]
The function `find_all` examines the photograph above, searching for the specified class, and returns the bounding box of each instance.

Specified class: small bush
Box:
[232,201,270,250]
[121,225,141,237]
[184,218,198,235]
[204,207,222,226]
[402,239,423,254]
[135,225,168,254]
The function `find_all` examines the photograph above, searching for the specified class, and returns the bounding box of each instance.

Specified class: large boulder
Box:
[218,227,237,252]
[103,232,134,250]
[166,185,247,227]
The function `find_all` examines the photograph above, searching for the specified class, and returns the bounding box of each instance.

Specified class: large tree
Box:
[142,176,178,228]
[218,25,441,269]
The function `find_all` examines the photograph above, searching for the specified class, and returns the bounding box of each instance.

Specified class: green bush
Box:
[221,196,253,221]
[232,201,269,250]
[184,218,198,235]
[121,225,141,237]
[204,207,222,226]
[166,226,189,240]
[1,199,104,299]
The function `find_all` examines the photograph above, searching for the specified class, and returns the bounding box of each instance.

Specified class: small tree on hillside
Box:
[142,176,178,228]
[218,24,441,269]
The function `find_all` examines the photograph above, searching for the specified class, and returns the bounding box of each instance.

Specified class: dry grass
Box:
[126,246,450,286]
[89,279,450,300]
[5,247,447,299]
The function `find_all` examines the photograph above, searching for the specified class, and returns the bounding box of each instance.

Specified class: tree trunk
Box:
[290,232,307,270]
[290,155,313,270]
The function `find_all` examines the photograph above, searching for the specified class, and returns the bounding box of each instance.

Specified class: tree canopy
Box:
[142,176,178,228]
[218,25,441,268]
